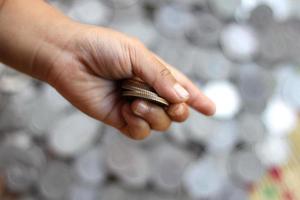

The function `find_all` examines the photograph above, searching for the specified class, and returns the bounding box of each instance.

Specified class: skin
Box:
[0,0,216,140]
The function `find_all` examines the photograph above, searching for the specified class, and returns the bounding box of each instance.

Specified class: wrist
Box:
[0,0,80,82]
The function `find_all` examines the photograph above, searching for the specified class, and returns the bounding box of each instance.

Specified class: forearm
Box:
[0,0,78,81]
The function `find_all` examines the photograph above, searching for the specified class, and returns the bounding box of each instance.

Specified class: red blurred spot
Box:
[283,191,294,200]
[269,167,282,182]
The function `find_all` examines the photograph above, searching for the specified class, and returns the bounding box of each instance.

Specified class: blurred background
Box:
[0,0,300,199]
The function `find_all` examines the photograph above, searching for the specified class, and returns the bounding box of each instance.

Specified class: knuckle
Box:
[159,68,171,78]
[156,121,171,132]
[130,37,145,48]
[130,129,150,140]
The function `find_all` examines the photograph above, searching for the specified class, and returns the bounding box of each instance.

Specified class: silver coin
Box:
[105,0,140,9]
[19,85,70,136]
[110,17,158,47]
[262,96,297,137]
[220,23,259,62]
[68,0,113,25]
[0,92,9,114]
[0,67,33,94]
[228,149,266,185]
[152,38,196,77]
[73,146,107,185]
[154,4,194,39]
[192,49,234,81]
[39,161,74,199]
[208,0,241,19]
[184,109,219,143]
[260,0,292,21]
[104,133,150,188]
[167,122,189,146]
[249,4,275,30]
[214,180,248,200]
[238,113,266,145]
[258,23,290,64]
[276,64,300,109]
[149,144,193,192]
[110,2,143,22]
[0,63,5,76]
[100,185,128,200]
[5,163,37,193]
[203,80,242,119]
[68,183,101,200]
[48,111,100,157]
[183,157,225,199]
[0,144,45,193]
[237,63,274,113]
[207,120,239,155]
[2,130,32,150]
[185,12,223,47]
[255,135,291,167]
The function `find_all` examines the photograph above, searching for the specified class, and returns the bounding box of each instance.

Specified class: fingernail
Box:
[134,101,148,116]
[204,99,217,116]
[170,104,184,117]
[174,83,189,101]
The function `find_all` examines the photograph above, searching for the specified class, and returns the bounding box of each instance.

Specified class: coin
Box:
[121,79,169,107]
[122,90,169,107]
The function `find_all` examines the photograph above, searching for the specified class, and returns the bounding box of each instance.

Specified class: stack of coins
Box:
[121,78,169,107]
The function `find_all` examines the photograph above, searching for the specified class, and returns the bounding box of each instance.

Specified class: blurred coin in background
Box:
[262,96,297,137]
[228,149,266,186]
[220,24,259,62]
[238,113,266,145]
[2,131,32,151]
[255,135,291,167]
[68,0,113,26]
[110,17,158,47]
[0,67,33,95]
[154,3,194,39]
[68,183,101,200]
[152,38,196,77]
[214,180,248,200]
[167,122,189,146]
[73,146,107,186]
[183,157,225,199]
[104,132,150,189]
[105,0,140,9]
[275,64,300,110]
[20,85,70,137]
[207,120,239,155]
[260,0,292,21]
[185,12,223,47]
[48,111,101,158]
[0,144,45,193]
[149,143,193,193]
[249,4,275,30]
[203,80,242,119]
[39,161,74,199]
[184,109,219,143]
[192,49,234,81]
[258,23,290,64]
[237,63,274,113]
[208,0,241,19]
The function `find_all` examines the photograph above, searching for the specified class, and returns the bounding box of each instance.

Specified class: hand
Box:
[46,25,215,139]
[0,0,215,140]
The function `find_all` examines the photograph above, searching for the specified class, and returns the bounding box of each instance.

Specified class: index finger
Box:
[153,54,216,116]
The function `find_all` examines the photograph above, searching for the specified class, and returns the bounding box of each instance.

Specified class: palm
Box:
[50,28,134,130]
[49,26,214,138]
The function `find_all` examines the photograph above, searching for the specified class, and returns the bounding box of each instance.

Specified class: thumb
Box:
[129,44,190,104]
